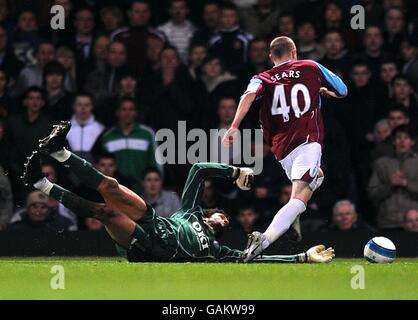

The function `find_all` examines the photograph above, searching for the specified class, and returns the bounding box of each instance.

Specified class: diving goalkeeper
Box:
[22,121,334,263]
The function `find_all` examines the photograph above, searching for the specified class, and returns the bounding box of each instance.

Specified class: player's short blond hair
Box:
[270,36,296,58]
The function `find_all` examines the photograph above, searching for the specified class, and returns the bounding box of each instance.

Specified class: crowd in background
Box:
[0,0,418,237]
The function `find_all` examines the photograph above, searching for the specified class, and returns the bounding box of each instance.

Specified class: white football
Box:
[364,237,396,263]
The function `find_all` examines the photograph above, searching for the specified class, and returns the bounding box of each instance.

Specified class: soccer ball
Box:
[364,237,396,263]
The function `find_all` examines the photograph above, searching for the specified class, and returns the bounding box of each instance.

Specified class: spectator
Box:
[83,40,127,103]
[40,163,77,230]
[387,106,410,129]
[0,119,9,168]
[318,29,351,79]
[97,70,139,127]
[240,0,281,39]
[0,165,13,230]
[187,43,208,80]
[9,191,73,232]
[191,0,221,46]
[68,8,96,71]
[368,125,418,229]
[208,2,253,75]
[198,55,240,114]
[379,59,399,100]
[10,10,40,65]
[100,6,125,37]
[400,37,418,93]
[75,152,132,205]
[6,87,53,187]
[113,0,165,77]
[12,41,55,97]
[43,61,74,121]
[403,209,418,232]
[312,113,351,217]
[266,183,321,224]
[100,97,160,194]
[390,76,418,129]
[56,46,77,93]
[234,206,262,234]
[200,179,232,212]
[239,38,270,85]
[138,46,194,131]
[252,142,286,208]
[89,35,110,75]
[142,167,180,218]
[374,119,392,143]
[370,119,393,162]
[95,153,132,188]
[371,107,411,161]
[274,11,295,38]
[358,25,386,80]
[345,62,381,171]
[209,96,242,164]
[158,0,196,64]
[363,0,385,26]
[296,20,324,61]
[0,25,23,81]
[67,93,104,162]
[0,68,12,117]
[322,0,346,30]
[383,7,406,56]
[323,200,375,232]
[0,0,12,35]
[144,33,166,76]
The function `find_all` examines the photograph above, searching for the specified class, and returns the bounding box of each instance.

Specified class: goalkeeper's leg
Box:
[50,149,148,221]
[38,121,148,221]
[23,150,136,247]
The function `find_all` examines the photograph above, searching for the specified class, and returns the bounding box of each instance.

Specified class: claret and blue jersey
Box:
[244,59,347,161]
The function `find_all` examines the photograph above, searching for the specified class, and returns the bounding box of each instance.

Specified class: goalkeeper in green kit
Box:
[22,121,335,263]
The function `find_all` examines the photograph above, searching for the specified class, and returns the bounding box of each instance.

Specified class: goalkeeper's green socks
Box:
[50,148,105,190]
[34,178,97,218]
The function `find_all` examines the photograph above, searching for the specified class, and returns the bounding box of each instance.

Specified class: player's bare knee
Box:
[99,176,119,193]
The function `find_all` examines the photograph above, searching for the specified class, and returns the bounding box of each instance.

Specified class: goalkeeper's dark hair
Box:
[203,208,229,222]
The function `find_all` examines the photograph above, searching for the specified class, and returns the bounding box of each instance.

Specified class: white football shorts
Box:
[279,142,322,183]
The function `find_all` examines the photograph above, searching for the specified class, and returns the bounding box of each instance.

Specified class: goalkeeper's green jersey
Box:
[116,163,301,263]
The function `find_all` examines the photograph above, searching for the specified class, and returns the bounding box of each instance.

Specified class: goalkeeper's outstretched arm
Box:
[215,244,335,263]
[180,163,253,210]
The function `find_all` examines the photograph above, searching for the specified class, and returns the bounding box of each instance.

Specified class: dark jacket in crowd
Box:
[8,211,73,232]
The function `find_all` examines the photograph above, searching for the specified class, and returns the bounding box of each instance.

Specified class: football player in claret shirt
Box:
[223,36,347,262]
[22,121,334,263]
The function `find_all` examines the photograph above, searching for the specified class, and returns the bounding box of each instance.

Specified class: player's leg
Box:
[22,151,136,247]
[50,184,136,248]
[38,121,148,221]
[242,142,323,262]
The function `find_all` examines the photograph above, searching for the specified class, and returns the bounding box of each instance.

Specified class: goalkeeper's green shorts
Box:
[113,204,177,262]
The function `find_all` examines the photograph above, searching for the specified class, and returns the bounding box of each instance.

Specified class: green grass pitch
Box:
[0,257,417,299]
